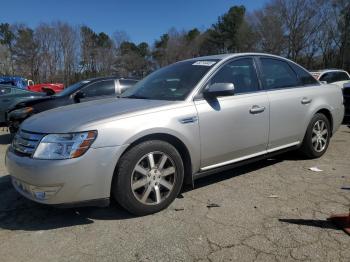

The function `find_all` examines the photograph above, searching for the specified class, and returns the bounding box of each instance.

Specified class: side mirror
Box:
[42,87,55,96]
[203,83,235,97]
[74,91,86,102]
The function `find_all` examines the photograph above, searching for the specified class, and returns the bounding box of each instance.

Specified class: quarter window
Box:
[83,80,115,97]
[289,63,319,85]
[209,58,260,94]
[260,58,299,89]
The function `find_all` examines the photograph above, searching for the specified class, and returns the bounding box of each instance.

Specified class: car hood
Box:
[21,98,179,133]
[10,95,51,110]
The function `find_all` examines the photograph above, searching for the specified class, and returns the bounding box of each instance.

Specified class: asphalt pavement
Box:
[0,126,349,261]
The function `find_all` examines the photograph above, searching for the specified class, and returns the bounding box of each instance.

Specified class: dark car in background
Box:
[7,77,138,132]
[0,85,46,127]
[342,82,350,124]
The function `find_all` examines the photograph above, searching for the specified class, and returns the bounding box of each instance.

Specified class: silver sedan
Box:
[6,53,344,215]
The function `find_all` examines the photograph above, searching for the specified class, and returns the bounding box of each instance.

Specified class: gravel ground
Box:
[0,126,349,262]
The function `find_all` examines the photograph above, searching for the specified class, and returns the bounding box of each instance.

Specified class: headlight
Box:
[10,107,33,116]
[33,131,97,160]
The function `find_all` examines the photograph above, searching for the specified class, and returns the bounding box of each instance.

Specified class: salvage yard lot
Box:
[0,127,350,261]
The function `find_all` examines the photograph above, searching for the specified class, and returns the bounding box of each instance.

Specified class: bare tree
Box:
[56,22,79,85]
[252,4,286,55]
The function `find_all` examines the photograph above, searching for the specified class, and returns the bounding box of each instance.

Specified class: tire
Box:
[112,140,184,216]
[9,125,18,134]
[299,113,331,158]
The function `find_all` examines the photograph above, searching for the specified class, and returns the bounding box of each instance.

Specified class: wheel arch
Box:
[112,132,194,191]
[315,108,333,136]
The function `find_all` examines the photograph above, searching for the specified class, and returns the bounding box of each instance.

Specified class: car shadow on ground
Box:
[189,151,302,191]
[0,133,12,145]
[279,218,340,230]
[0,152,300,232]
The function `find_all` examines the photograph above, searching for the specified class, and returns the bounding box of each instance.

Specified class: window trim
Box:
[194,56,263,100]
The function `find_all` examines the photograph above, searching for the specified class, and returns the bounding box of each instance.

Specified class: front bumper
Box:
[6,145,126,205]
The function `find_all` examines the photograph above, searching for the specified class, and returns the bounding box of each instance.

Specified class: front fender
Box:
[87,105,201,174]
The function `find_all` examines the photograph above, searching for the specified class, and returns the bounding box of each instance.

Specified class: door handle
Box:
[249,105,266,114]
[301,97,312,104]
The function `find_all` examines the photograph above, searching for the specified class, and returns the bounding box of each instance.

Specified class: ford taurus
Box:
[6,53,344,215]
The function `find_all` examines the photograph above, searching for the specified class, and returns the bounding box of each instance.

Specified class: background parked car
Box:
[310,69,350,88]
[7,77,138,133]
[0,76,33,89]
[27,83,64,94]
[342,82,350,124]
[0,84,46,127]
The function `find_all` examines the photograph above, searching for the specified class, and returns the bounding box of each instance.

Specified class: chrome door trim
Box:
[200,141,300,171]
[200,150,267,171]
[267,141,300,153]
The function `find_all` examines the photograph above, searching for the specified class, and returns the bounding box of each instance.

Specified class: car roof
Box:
[185,52,291,62]
[85,77,138,82]
[309,69,348,74]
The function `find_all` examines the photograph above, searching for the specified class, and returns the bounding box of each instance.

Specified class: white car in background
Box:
[310,69,350,88]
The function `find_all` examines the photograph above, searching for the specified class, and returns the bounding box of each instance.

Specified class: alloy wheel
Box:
[131,151,176,205]
[311,120,328,152]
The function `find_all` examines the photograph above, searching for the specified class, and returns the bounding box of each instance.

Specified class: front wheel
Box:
[299,113,331,158]
[113,140,184,215]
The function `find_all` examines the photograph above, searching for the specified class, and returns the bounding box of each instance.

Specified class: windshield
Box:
[54,80,90,97]
[121,59,219,100]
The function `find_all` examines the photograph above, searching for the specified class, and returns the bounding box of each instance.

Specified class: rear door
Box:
[195,57,269,170]
[257,57,319,150]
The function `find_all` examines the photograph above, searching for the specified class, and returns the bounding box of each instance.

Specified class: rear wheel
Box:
[299,113,330,158]
[113,140,184,215]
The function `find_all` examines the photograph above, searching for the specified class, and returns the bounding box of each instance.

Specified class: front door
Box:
[195,57,269,170]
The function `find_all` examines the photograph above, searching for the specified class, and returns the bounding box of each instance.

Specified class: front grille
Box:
[12,130,45,157]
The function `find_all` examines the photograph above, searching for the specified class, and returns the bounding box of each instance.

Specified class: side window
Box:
[334,72,350,82]
[260,58,299,89]
[289,63,319,85]
[320,73,333,83]
[83,80,115,97]
[210,58,260,94]
[0,87,11,96]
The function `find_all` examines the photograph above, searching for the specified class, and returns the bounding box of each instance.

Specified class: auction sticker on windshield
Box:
[192,61,216,66]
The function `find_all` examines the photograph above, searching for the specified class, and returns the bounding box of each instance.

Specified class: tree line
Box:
[0,0,349,86]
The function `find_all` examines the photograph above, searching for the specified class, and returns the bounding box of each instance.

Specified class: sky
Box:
[0,0,268,45]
